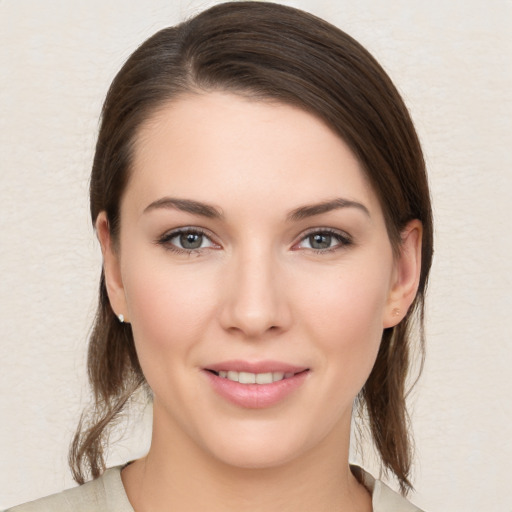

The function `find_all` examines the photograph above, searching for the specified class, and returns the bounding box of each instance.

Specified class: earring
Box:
[392,307,400,317]
[118,314,125,323]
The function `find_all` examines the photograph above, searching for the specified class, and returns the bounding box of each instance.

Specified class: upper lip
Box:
[205,360,308,374]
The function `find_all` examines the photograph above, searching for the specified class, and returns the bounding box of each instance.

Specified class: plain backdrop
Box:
[1,0,511,510]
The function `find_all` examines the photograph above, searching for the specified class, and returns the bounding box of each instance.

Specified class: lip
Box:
[203,360,309,409]
[206,360,307,374]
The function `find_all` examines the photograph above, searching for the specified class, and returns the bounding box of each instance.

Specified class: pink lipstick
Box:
[204,360,309,409]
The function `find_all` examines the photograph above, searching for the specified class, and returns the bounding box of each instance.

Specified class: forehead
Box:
[125,92,380,219]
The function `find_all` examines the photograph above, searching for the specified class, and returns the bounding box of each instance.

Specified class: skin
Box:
[97,92,422,512]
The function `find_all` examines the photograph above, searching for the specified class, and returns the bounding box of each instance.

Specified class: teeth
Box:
[239,371,256,384]
[256,372,273,384]
[216,370,290,384]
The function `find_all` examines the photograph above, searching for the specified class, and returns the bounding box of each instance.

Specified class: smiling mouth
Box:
[207,370,307,384]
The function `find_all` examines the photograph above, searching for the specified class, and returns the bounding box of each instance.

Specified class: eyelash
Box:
[295,228,353,254]
[155,227,353,255]
[155,227,218,255]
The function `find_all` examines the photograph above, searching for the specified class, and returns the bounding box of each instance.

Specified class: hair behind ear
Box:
[359,294,426,495]
[69,274,145,484]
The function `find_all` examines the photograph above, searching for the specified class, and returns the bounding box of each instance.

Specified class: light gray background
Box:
[1,0,511,510]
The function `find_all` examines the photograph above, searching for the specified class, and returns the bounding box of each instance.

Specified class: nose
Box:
[219,244,291,339]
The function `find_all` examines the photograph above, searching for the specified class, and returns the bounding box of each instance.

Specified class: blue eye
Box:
[176,232,207,249]
[158,228,217,252]
[307,233,334,250]
[297,230,351,252]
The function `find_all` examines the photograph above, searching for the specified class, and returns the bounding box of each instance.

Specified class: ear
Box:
[96,211,129,323]
[383,219,423,328]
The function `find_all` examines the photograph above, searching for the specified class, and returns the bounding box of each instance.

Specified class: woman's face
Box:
[100,92,418,469]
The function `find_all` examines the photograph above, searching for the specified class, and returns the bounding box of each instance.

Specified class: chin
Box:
[195,420,321,471]
[211,443,301,471]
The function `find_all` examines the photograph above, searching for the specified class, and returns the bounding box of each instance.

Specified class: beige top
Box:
[6,465,424,512]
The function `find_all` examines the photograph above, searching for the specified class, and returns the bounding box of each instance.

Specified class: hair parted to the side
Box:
[70,1,433,494]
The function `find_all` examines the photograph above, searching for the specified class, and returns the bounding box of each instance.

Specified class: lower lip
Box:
[204,370,309,409]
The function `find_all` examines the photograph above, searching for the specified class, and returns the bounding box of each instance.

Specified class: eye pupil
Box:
[180,232,203,249]
[310,233,331,249]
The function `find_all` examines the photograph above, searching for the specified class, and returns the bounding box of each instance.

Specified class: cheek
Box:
[121,254,219,374]
[295,259,392,392]
[300,263,391,340]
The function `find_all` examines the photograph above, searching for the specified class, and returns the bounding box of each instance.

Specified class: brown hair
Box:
[70,1,433,494]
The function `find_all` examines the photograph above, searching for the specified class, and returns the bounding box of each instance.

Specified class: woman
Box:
[8,2,432,511]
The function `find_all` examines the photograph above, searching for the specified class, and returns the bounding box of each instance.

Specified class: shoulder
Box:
[352,465,425,512]
[4,479,104,512]
[5,466,133,512]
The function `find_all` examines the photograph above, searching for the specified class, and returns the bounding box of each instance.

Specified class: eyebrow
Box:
[143,197,223,219]
[143,196,369,221]
[287,198,370,221]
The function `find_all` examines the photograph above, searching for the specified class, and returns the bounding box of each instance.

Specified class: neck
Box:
[122,411,371,512]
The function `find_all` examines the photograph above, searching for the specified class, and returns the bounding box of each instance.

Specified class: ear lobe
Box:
[96,212,128,322]
[383,219,423,328]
